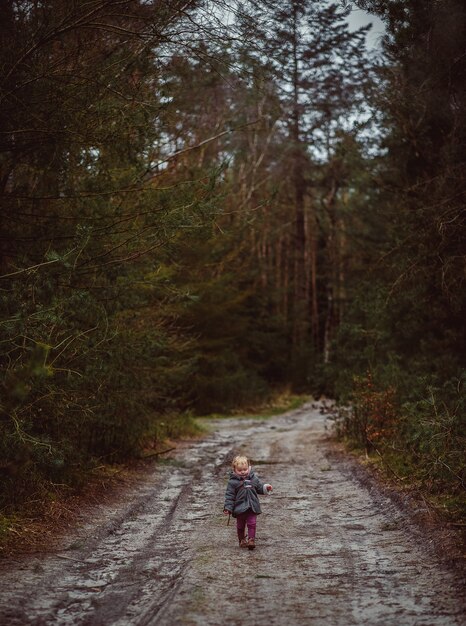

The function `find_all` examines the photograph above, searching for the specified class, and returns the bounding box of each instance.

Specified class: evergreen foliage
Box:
[330,0,465,507]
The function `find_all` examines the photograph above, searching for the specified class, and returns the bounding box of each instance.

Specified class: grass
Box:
[146,413,202,441]
[197,391,310,421]
[339,436,466,527]
[0,513,17,544]
[425,493,466,524]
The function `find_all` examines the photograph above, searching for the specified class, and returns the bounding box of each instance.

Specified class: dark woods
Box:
[0,1,464,521]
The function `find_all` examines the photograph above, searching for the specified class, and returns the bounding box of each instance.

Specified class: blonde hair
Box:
[232,455,249,469]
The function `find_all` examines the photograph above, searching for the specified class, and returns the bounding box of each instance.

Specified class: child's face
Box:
[234,462,249,477]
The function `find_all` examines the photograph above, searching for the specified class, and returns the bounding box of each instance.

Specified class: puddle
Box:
[0,402,464,626]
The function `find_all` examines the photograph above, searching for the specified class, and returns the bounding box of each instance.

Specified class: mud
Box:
[0,402,464,625]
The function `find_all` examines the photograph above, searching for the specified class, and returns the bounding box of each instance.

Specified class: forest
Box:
[0,0,465,530]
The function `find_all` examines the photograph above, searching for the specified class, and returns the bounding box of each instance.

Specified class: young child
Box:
[223,455,273,550]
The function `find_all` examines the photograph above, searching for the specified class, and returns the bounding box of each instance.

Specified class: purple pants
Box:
[236,510,257,540]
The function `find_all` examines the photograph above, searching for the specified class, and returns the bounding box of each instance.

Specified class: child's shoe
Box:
[239,538,248,548]
[247,538,255,550]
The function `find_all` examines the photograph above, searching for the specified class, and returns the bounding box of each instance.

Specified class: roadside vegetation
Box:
[332,373,466,523]
[198,391,309,421]
[327,0,465,525]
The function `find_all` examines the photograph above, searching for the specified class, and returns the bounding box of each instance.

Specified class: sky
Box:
[346,7,386,49]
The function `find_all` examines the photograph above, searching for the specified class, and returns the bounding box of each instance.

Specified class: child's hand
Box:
[264,483,273,493]
[223,509,231,515]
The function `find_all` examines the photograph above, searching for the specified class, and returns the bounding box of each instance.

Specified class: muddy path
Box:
[0,402,465,625]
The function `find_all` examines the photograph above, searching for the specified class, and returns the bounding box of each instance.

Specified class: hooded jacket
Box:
[223,467,270,518]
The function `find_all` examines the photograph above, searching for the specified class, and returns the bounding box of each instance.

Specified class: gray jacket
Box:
[223,468,270,517]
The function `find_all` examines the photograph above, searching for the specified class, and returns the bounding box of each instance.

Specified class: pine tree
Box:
[329,0,466,496]
[237,0,370,384]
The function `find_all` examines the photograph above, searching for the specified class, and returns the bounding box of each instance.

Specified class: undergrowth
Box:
[197,389,309,420]
[332,371,466,523]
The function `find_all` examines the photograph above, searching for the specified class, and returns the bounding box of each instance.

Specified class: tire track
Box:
[0,404,464,625]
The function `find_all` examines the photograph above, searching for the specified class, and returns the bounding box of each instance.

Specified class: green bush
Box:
[333,370,465,502]
[399,376,466,492]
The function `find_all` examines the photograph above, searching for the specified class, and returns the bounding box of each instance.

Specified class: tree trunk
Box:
[291,1,308,357]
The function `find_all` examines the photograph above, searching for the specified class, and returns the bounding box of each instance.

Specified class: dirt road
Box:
[0,402,464,625]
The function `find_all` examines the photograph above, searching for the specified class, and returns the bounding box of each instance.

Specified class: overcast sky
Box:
[346,7,385,49]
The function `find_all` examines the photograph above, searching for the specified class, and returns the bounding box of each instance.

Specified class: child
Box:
[223,455,273,550]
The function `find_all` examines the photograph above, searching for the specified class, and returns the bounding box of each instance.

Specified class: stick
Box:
[55,554,83,562]
[142,447,176,459]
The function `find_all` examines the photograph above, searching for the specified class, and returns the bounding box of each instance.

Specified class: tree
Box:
[0,0,228,508]
[329,0,466,497]
[344,0,466,382]
[235,0,371,384]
